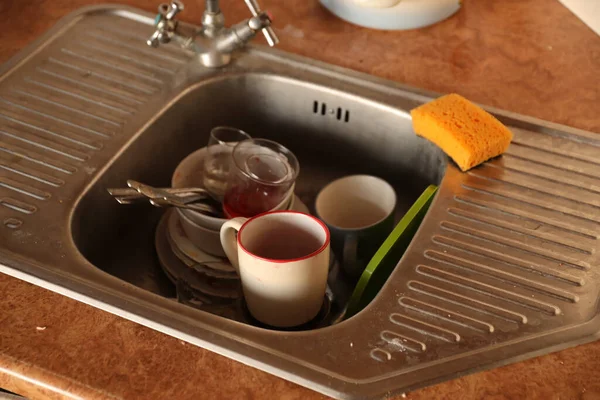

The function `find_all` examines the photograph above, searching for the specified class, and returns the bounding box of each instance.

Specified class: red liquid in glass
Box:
[224,152,293,218]
[223,183,286,218]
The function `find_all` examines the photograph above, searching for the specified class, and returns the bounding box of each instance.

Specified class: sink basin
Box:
[1,5,600,400]
[72,73,445,301]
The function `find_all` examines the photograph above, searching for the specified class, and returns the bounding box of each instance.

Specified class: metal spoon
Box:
[107,186,208,199]
[147,196,219,214]
[126,180,221,216]
[111,191,207,205]
[107,180,223,216]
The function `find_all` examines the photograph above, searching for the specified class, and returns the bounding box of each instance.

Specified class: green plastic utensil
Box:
[344,184,438,319]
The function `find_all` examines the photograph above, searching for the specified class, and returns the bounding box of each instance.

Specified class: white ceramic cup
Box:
[315,175,396,279]
[220,211,330,328]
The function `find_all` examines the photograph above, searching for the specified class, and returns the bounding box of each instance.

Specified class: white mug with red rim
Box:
[220,211,330,328]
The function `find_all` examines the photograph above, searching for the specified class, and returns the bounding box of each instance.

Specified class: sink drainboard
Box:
[1,5,599,400]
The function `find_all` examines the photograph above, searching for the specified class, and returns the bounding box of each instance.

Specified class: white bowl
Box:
[170,194,310,266]
[167,209,235,272]
[177,209,226,258]
[176,190,304,259]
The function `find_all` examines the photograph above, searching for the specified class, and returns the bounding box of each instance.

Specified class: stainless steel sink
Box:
[2,5,600,400]
[73,73,446,303]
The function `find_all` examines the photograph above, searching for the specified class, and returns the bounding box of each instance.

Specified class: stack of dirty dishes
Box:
[155,127,308,318]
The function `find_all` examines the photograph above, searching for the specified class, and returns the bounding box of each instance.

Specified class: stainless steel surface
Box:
[147,0,276,67]
[0,390,27,400]
[1,5,600,400]
[125,179,220,214]
[205,0,220,14]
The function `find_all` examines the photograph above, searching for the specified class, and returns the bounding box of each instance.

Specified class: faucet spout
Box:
[205,0,220,13]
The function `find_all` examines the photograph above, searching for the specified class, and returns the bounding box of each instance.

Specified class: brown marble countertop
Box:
[1,0,600,399]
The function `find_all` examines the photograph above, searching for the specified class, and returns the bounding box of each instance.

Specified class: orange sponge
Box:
[410,93,513,171]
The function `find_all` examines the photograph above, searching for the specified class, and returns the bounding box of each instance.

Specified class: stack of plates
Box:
[155,209,243,319]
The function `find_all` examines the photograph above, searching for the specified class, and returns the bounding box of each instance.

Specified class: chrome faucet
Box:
[147,0,279,67]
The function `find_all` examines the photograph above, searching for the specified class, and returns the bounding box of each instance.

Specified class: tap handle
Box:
[147,0,185,47]
[156,0,183,22]
[147,30,162,48]
[160,0,184,20]
[243,0,279,46]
